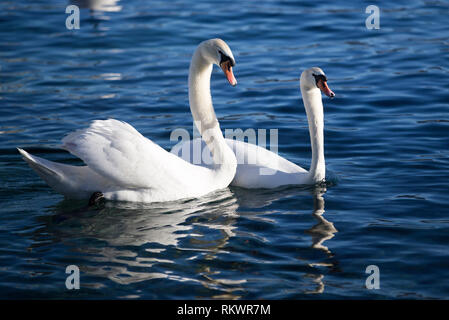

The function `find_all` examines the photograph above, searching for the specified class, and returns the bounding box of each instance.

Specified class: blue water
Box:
[1,0,449,299]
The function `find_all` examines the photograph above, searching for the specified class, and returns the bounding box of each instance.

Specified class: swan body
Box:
[18,39,238,203]
[171,67,335,189]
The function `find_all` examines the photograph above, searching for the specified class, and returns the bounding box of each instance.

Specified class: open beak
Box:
[317,79,335,98]
[220,61,237,87]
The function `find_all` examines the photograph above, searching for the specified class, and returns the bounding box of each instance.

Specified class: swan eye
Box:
[313,74,327,86]
[219,50,235,67]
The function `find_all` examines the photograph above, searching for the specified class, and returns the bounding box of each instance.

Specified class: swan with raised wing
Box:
[18,39,238,203]
[172,67,335,189]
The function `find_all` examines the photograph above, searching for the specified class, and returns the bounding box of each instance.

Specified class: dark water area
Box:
[1,0,449,299]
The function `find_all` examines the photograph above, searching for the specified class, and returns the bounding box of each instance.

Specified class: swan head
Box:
[300,67,335,98]
[198,38,237,86]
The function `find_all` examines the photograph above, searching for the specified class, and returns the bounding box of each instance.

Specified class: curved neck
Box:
[301,87,325,182]
[188,48,236,176]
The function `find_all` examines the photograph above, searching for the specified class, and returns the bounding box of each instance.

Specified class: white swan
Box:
[18,38,238,203]
[171,67,335,189]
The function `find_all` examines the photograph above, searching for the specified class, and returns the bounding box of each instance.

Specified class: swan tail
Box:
[18,148,61,179]
[17,148,99,199]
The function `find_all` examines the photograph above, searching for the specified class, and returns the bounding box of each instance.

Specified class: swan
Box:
[171,67,335,189]
[18,38,238,203]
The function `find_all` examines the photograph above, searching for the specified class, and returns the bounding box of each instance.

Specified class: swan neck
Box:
[189,51,216,132]
[302,87,325,182]
[188,48,236,172]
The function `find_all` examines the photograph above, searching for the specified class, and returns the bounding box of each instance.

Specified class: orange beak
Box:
[317,79,335,98]
[220,61,237,87]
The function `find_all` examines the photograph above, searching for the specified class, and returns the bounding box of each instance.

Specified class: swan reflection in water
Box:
[32,189,243,295]
[307,187,338,255]
[70,0,122,12]
[29,185,337,298]
[304,186,338,294]
[234,185,338,295]
[69,0,122,28]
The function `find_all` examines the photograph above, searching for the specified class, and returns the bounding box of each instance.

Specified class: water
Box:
[1,0,449,299]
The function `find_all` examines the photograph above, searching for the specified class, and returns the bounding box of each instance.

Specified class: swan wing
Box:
[61,119,211,193]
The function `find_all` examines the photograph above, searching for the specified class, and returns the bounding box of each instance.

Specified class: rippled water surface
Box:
[1,0,449,299]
